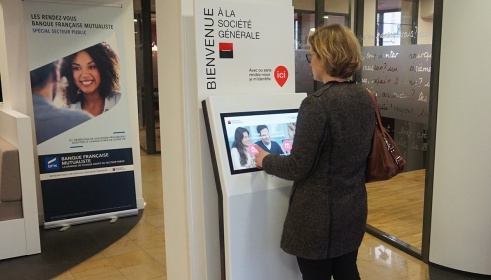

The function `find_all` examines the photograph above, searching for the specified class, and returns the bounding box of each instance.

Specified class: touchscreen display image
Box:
[221,109,298,175]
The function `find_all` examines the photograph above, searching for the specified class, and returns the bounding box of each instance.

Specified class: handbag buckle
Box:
[395,155,403,165]
[384,138,394,151]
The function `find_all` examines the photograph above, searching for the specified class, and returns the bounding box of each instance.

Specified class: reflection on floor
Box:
[54,153,488,280]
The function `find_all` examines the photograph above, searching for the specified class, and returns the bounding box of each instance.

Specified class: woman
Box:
[60,42,121,116]
[255,24,375,279]
[230,127,255,170]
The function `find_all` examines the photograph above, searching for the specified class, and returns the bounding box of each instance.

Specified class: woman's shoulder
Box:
[313,82,368,101]
[315,81,364,94]
[104,91,122,111]
[108,91,122,102]
[230,147,239,156]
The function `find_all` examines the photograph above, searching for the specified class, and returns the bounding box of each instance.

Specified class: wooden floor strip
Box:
[367,169,425,249]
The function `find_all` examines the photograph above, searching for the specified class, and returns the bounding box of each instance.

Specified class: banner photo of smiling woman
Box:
[60,42,121,117]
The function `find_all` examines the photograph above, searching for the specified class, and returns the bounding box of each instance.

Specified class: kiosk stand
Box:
[202,93,305,280]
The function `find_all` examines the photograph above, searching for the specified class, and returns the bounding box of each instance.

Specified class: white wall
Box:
[0,0,31,114]
[430,0,491,275]
[0,0,43,218]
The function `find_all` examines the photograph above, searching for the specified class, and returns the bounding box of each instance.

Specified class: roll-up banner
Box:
[23,1,137,228]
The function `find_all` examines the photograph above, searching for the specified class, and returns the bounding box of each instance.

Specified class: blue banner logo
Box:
[45,157,60,171]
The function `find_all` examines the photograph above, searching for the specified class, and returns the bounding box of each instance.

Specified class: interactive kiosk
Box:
[202,93,306,280]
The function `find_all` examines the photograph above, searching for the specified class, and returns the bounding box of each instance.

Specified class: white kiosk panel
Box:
[203,93,305,280]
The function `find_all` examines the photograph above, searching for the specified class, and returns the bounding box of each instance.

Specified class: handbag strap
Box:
[366,88,385,133]
[366,87,405,170]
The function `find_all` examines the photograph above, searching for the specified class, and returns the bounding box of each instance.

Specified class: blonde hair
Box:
[308,24,362,78]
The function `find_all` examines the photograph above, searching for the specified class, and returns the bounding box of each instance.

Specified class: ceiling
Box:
[133,0,156,13]
[132,0,414,16]
[60,0,123,4]
[378,0,409,11]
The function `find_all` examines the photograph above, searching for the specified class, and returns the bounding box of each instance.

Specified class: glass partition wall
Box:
[293,0,435,261]
[134,0,160,154]
[358,0,434,260]
[293,0,351,95]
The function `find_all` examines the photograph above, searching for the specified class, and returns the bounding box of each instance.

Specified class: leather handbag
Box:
[365,88,406,182]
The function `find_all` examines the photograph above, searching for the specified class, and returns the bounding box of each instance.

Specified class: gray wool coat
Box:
[262,81,376,260]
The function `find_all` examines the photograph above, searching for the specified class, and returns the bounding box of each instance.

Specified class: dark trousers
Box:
[296,250,361,280]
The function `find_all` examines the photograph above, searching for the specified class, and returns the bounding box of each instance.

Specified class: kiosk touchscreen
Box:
[202,93,306,280]
[221,109,297,175]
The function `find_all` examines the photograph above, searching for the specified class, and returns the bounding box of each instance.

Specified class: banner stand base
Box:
[44,209,138,230]
[59,224,71,232]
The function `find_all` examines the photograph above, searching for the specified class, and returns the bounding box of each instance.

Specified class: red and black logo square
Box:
[219,42,233,59]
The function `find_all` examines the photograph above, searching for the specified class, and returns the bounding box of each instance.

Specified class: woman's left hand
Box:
[254,145,269,168]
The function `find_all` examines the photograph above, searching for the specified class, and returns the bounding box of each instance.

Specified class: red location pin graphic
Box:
[282,140,293,153]
[274,66,288,87]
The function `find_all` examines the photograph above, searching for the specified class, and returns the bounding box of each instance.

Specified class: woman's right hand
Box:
[254,145,269,169]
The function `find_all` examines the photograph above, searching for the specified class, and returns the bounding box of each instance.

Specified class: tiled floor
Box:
[54,151,488,280]
[54,152,166,280]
